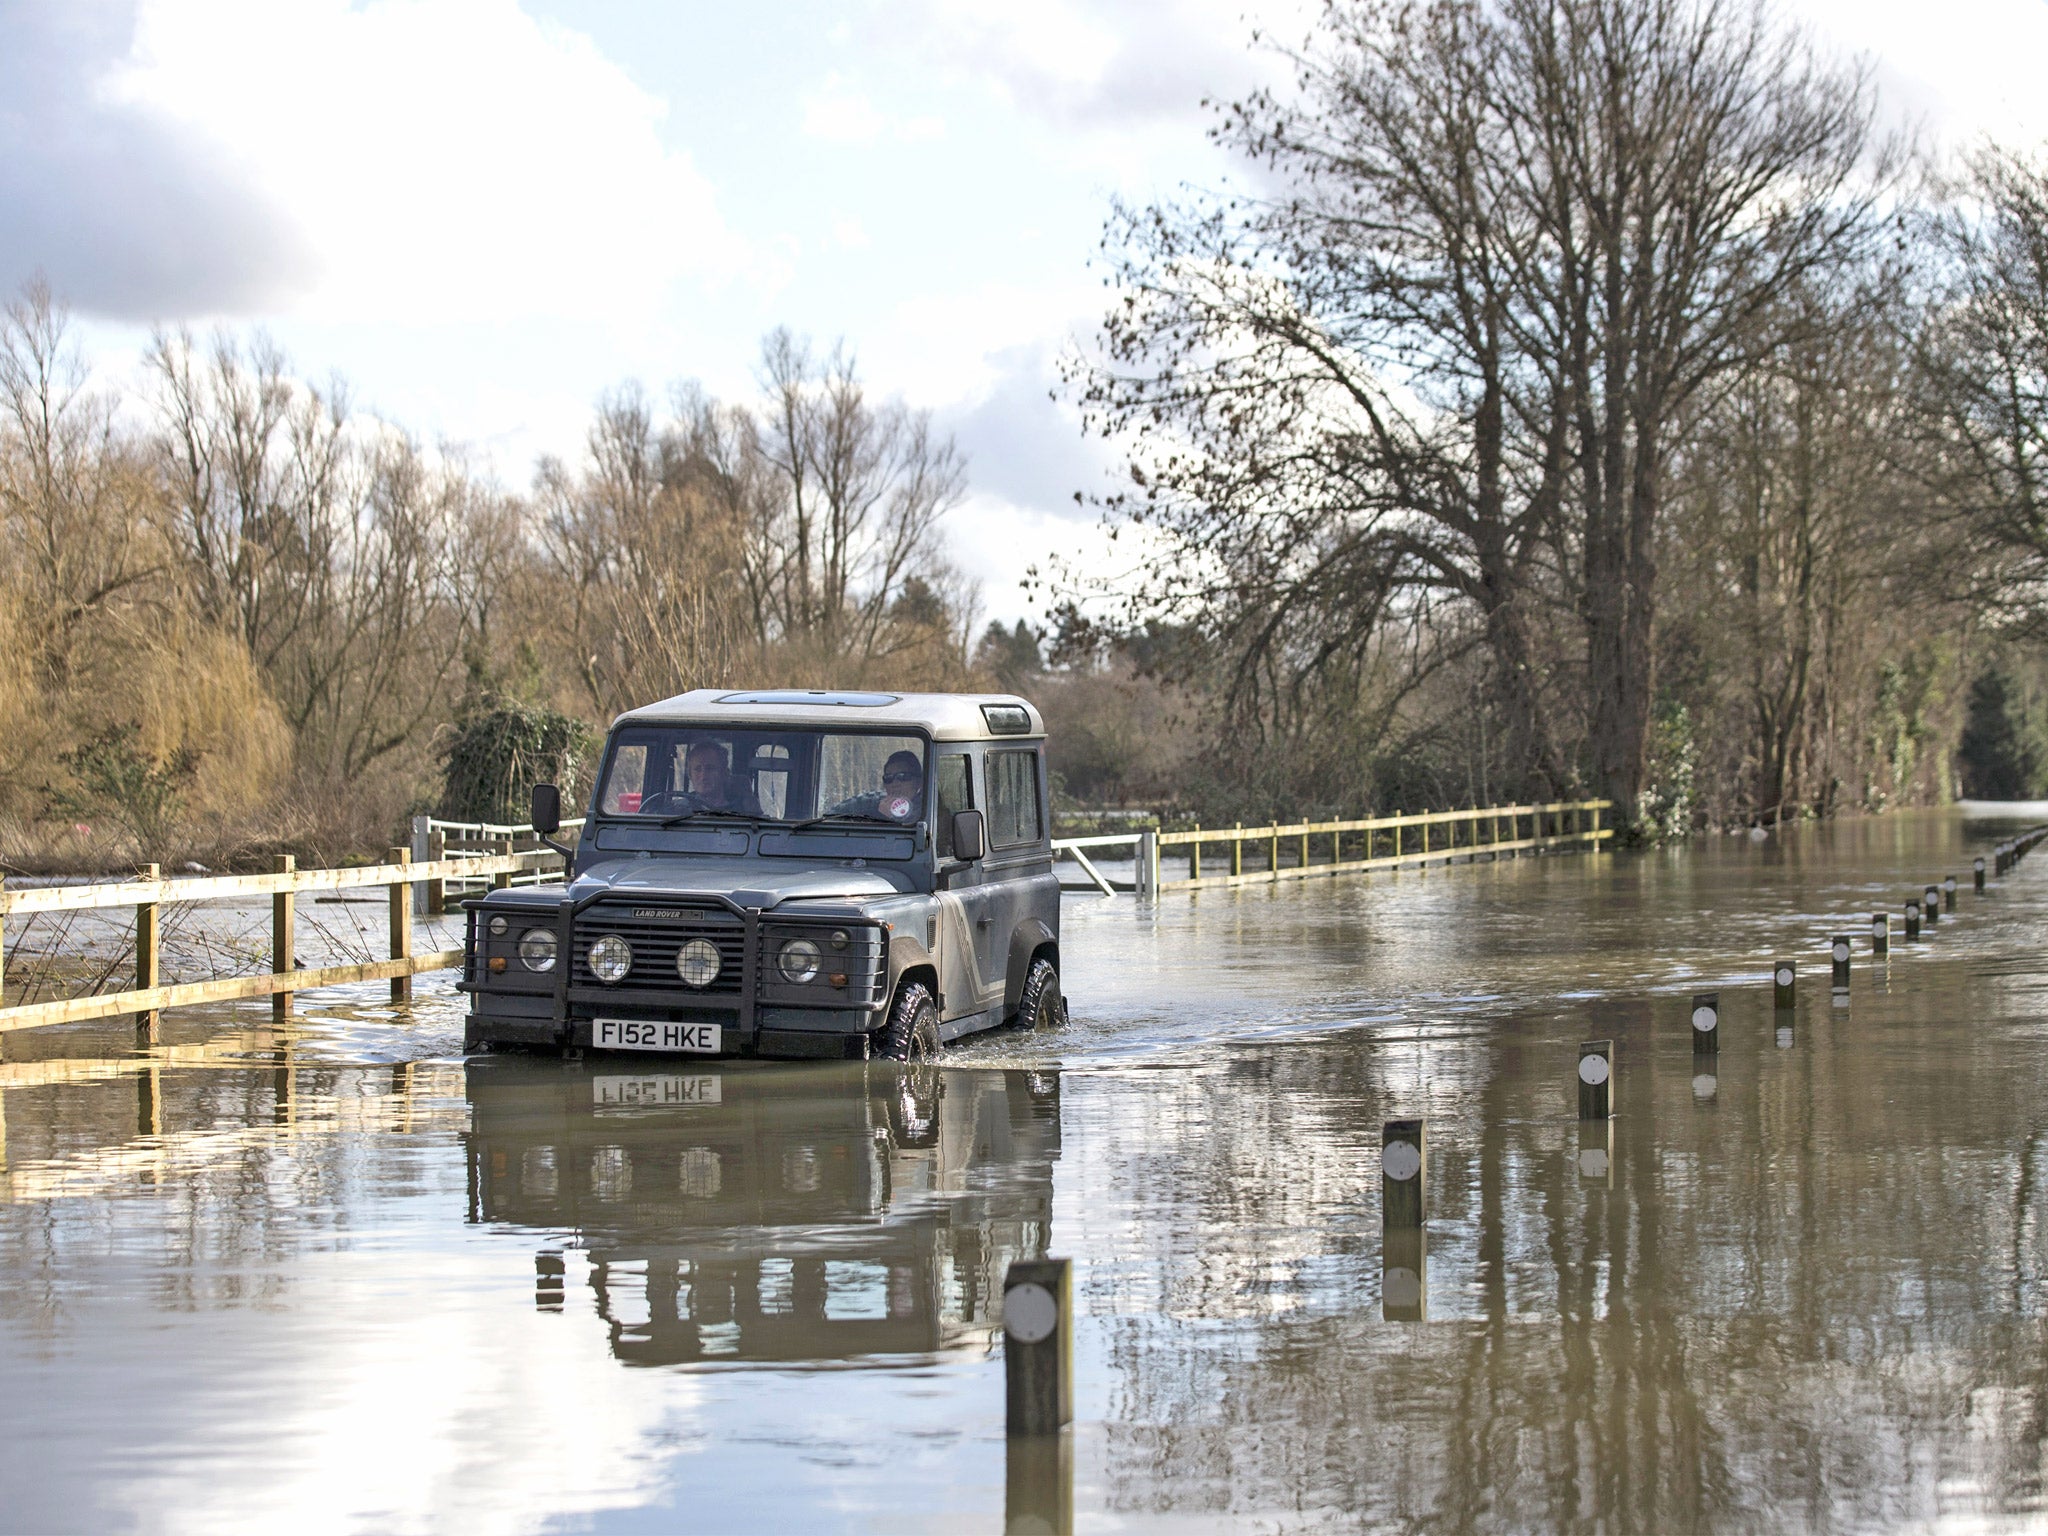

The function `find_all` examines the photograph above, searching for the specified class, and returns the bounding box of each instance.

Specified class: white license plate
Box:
[593,1018,722,1054]
[593,1074,721,1108]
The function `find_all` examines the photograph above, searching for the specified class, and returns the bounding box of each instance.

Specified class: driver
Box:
[829,749,925,822]
[682,740,762,814]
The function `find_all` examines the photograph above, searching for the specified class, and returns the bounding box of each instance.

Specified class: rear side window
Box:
[935,754,973,857]
[986,750,1042,848]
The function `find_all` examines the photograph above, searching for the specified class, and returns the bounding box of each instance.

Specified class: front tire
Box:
[874,981,941,1147]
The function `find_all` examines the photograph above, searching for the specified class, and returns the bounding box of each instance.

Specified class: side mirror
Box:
[530,782,561,836]
[950,809,986,863]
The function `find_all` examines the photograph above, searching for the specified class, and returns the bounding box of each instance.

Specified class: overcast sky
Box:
[5,0,2047,628]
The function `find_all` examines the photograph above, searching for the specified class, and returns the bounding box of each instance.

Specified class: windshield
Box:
[596,727,928,827]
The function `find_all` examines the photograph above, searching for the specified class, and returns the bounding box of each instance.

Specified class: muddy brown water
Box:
[4,812,2048,1533]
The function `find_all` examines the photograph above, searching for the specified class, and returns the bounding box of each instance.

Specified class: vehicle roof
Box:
[613,689,1046,741]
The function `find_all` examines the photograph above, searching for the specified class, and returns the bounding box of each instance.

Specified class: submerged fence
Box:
[0,799,1610,1036]
[1058,800,1614,895]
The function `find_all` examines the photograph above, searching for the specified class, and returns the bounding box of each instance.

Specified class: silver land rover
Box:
[459,689,1067,1062]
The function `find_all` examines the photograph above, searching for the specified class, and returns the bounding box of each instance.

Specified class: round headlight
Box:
[588,934,633,983]
[678,937,721,988]
[778,937,822,984]
[518,928,557,972]
[488,914,509,937]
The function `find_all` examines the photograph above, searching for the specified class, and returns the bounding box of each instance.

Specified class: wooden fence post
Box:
[494,835,515,891]
[389,848,413,1003]
[1190,826,1201,882]
[1231,825,1243,878]
[1394,815,1402,859]
[135,863,160,1042]
[1268,824,1279,877]
[1,873,7,1008]
[273,854,296,1021]
[1299,827,1309,872]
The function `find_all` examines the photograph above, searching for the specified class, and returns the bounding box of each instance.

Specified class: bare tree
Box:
[1077,0,1892,827]
[747,328,966,661]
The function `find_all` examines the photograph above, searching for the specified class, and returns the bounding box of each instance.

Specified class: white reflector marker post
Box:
[1924,885,1942,927]
[1976,857,1987,893]
[1944,875,1957,913]
[1831,936,1852,991]
[1382,1120,1426,1229]
[1872,912,1889,957]
[1905,899,1921,940]
[1578,1040,1613,1120]
[1691,992,1720,1056]
[1004,1258,1072,1438]
[1381,1119,1427,1321]
[1773,961,1796,1012]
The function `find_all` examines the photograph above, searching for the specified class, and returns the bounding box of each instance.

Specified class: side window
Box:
[935,754,973,857]
[986,750,1042,848]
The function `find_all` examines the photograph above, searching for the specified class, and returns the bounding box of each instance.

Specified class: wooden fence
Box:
[0,846,559,1036]
[1058,800,1614,895]
[0,799,1610,1036]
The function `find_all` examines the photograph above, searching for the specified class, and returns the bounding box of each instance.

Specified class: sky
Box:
[4,0,2048,629]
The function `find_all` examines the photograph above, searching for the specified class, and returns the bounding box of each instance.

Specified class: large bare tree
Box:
[1079,0,1891,826]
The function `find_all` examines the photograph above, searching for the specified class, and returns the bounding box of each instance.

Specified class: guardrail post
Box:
[273,854,296,1021]
[1299,826,1309,872]
[389,848,413,1003]
[1268,823,1278,878]
[1231,824,1243,879]
[428,830,447,916]
[411,812,431,912]
[1394,814,1403,860]
[1190,825,1201,882]
[135,863,160,1043]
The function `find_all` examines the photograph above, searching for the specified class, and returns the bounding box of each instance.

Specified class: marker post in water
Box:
[1923,885,1942,926]
[1003,1258,1073,1438]
[1773,961,1796,1012]
[1975,857,1987,893]
[1871,912,1889,957]
[1691,992,1720,1055]
[1905,899,1921,940]
[1944,876,1958,913]
[1831,935,1852,991]
[1382,1120,1426,1228]
[1578,1040,1614,1120]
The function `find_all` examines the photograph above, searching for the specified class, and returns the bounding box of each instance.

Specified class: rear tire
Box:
[874,982,941,1147]
[1016,956,1065,1032]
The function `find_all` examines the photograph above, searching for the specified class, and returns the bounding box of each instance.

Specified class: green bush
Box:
[440,700,595,825]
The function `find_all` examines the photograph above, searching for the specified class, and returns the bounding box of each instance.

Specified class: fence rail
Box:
[0,848,556,1035]
[1054,799,1613,895]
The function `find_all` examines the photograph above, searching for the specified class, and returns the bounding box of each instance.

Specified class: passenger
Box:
[829,749,925,822]
[682,741,762,814]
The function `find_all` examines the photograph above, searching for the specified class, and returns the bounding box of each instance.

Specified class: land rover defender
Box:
[459,690,1066,1061]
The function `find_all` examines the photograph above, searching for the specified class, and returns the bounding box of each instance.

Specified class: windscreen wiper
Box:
[657,804,761,828]
[782,811,901,832]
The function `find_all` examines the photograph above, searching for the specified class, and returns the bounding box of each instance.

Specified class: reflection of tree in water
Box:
[463,1059,1061,1367]
[1085,1012,2048,1529]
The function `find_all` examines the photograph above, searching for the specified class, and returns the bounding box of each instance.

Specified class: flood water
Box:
[5,812,2048,1533]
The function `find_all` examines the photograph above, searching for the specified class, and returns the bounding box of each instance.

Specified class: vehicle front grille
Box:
[572,902,744,994]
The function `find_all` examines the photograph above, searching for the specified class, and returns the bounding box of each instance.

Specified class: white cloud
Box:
[802,74,889,143]
[101,0,752,325]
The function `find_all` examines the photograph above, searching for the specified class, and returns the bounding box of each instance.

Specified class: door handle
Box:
[975,914,993,927]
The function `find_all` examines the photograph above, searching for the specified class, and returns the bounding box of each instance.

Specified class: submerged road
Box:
[3,809,2047,1532]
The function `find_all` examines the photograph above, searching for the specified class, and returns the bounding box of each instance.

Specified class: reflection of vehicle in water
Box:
[463,1056,1061,1364]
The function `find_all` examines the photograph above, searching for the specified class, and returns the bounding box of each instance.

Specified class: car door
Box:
[977,745,1051,1014]
[931,750,994,1021]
